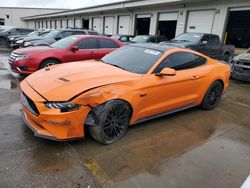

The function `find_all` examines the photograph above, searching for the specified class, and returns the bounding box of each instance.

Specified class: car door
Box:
[139,51,208,118]
[209,35,221,58]
[198,35,211,56]
[64,38,99,62]
[96,38,120,59]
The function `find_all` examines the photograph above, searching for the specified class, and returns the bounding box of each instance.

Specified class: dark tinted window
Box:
[154,52,207,73]
[58,31,73,39]
[102,46,163,74]
[73,31,86,35]
[76,38,98,49]
[99,39,119,48]
[201,35,210,44]
[210,36,220,45]
[148,37,157,43]
[88,31,98,35]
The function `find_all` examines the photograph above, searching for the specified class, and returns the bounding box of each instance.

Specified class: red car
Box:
[9,35,124,75]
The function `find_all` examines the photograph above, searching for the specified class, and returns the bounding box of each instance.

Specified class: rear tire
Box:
[200,81,223,110]
[88,100,131,144]
[40,59,59,69]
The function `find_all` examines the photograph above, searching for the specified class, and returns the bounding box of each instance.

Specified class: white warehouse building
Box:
[22,0,250,48]
[0,7,67,27]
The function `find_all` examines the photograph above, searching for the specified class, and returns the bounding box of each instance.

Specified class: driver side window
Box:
[57,31,73,39]
[153,52,207,73]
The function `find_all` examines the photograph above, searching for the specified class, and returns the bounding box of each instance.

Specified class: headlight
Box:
[16,40,24,44]
[24,41,32,46]
[45,102,81,112]
[16,55,28,61]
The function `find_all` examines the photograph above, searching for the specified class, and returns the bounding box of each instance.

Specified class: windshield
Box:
[132,36,150,43]
[101,46,163,74]
[50,35,79,48]
[39,31,50,36]
[44,30,61,38]
[27,31,38,36]
[172,33,203,43]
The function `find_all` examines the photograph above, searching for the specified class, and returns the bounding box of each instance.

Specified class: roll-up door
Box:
[92,17,102,33]
[186,10,215,33]
[118,15,130,35]
[104,16,114,35]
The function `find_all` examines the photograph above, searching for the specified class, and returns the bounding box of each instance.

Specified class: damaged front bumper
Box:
[230,60,250,82]
[20,81,91,141]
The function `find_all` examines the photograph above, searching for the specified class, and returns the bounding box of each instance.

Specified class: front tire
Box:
[88,100,131,144]
[40,59,59,69]
[200,81,223,110]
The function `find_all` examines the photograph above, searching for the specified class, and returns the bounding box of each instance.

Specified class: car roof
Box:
[130,43,175,52]
[68,35,118,40]
[184,32,218,36]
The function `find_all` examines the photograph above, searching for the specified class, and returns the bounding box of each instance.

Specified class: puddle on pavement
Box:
[0,80,18,90]
[69,108,224,183]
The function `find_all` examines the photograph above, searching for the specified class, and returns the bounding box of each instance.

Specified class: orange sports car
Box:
[20,43,230,144]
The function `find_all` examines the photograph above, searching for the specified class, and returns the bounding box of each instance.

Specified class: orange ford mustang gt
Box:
[20,43,230,144]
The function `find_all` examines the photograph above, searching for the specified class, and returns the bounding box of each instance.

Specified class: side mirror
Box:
[71,46,79,52]
[201,40,208,44]
[55,36,62,41]
[155,68,176,76]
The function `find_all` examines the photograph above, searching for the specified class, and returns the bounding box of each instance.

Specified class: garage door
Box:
[187,10,215,33]
[159,12,178,21]
[104,17,114,35]
[68,19,74,28]
[92,17,102,33]
[75,18,81,28]
[158,12,178,39]
[118,15,130,35]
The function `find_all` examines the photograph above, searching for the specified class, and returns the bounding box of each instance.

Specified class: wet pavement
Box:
[0,51,249,188]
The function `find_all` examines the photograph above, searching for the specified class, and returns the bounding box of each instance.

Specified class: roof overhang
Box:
[21,0,196,20]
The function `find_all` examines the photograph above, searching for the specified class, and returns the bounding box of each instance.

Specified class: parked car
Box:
[11,30,51,49]
[19,43,230,143]
[7,30,37,46]
[9,35,124,75]
[0,27,34,43]
[21,29,99,47]
[161,33,234,62]
[129,35,167,44]
[111,35,135,43]
[230,48,250,82]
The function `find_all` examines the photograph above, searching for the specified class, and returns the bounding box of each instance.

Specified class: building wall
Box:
[0,7,66,28]
[23,0,250,40]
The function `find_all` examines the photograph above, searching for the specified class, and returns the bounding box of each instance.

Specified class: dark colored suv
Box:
[22,29,99,47]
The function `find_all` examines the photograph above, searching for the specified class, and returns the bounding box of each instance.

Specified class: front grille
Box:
[21,92,40,116]
[9,52,20,62]
[242,61,250,66]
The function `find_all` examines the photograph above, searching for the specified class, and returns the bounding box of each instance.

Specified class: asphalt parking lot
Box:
[0,51,250,188]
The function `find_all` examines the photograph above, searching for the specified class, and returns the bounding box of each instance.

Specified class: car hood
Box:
[24,35,44,42]
[24,61,141,101]
[234,53,250,61]
[161,41,195,47]
[32,38,55,45]
[14,46,59,55]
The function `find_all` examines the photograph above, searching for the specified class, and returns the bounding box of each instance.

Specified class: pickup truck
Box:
[161,33,234,62]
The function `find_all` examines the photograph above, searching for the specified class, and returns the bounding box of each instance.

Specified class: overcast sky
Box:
[0,0,125,9]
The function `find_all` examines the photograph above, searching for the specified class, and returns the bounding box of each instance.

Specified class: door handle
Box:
[191,75,200,80]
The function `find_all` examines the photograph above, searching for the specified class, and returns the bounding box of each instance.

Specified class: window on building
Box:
[6,15,9,19]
